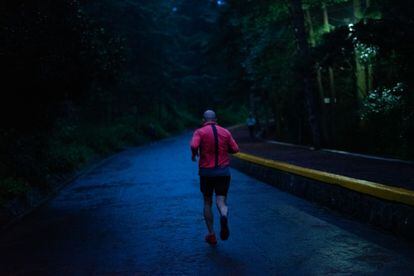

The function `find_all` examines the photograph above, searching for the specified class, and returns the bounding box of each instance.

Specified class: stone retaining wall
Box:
[232,157,414,241]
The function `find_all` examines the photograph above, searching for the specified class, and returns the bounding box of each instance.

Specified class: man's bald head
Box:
[203,110,217,122]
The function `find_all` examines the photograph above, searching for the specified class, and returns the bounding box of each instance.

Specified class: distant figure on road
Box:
[246,112,257,140]
[191,110,239,245]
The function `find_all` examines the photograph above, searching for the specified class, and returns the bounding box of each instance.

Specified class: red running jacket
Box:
[190,122,239,170]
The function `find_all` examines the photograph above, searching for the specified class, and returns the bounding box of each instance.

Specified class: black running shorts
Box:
[200,176,231,197]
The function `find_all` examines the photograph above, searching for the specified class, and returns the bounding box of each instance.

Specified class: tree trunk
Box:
[328,67,336,101]
[321,3,337,105]
[308,4,329,144]
[367,64,374,92]
[316,67,325,102]
[322,3,330,33]
[328,66,336,143]
[363,0,371,23]
[304,8,316,47]
[323,6,337,104]
[353,0,363,20]
[306,5,328,144]
[290,0,322,148]
[355,50,367,101]
[353,0,367,102]
[304,6,324,108]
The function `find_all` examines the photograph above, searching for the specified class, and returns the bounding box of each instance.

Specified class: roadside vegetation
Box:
[0,0,234,206]
[216,0,414,157]
[1,0,413,206]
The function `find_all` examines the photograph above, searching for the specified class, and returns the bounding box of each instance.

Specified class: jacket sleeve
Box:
[227,133,240,154]
[190,130,201,157]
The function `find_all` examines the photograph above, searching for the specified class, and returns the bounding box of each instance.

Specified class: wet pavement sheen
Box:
[0,134,413,275]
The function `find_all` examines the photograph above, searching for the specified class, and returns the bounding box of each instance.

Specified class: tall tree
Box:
[353,0,367,102]
[353,0,363,20]
[290,0,322,147]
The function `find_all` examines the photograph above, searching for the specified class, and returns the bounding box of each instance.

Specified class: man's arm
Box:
[227,133,239,154]
[190,130,201,161]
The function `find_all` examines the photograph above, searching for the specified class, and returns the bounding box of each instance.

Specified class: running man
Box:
[191,110,240,245]
[246,112,257,140]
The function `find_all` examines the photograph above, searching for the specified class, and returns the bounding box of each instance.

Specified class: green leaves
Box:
[361,83,405,120]
[0,178,28,199]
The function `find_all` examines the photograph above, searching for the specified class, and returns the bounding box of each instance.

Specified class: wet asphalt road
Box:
[1,134,413,275]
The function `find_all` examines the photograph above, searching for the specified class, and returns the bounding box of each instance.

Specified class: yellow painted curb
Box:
[234,152,414,207]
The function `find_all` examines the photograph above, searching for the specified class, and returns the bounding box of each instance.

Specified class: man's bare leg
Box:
[216,195,230,240]
[203,196,214,234]
[216,195,228,217]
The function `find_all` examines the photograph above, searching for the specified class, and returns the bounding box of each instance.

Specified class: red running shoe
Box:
[205,233,217,245]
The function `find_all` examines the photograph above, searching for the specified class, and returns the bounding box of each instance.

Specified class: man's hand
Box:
[191,155,197,162]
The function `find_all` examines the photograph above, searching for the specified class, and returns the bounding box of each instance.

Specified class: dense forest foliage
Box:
[0,0,241,205]
[215,0,414,155]
[1,0,413,205]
